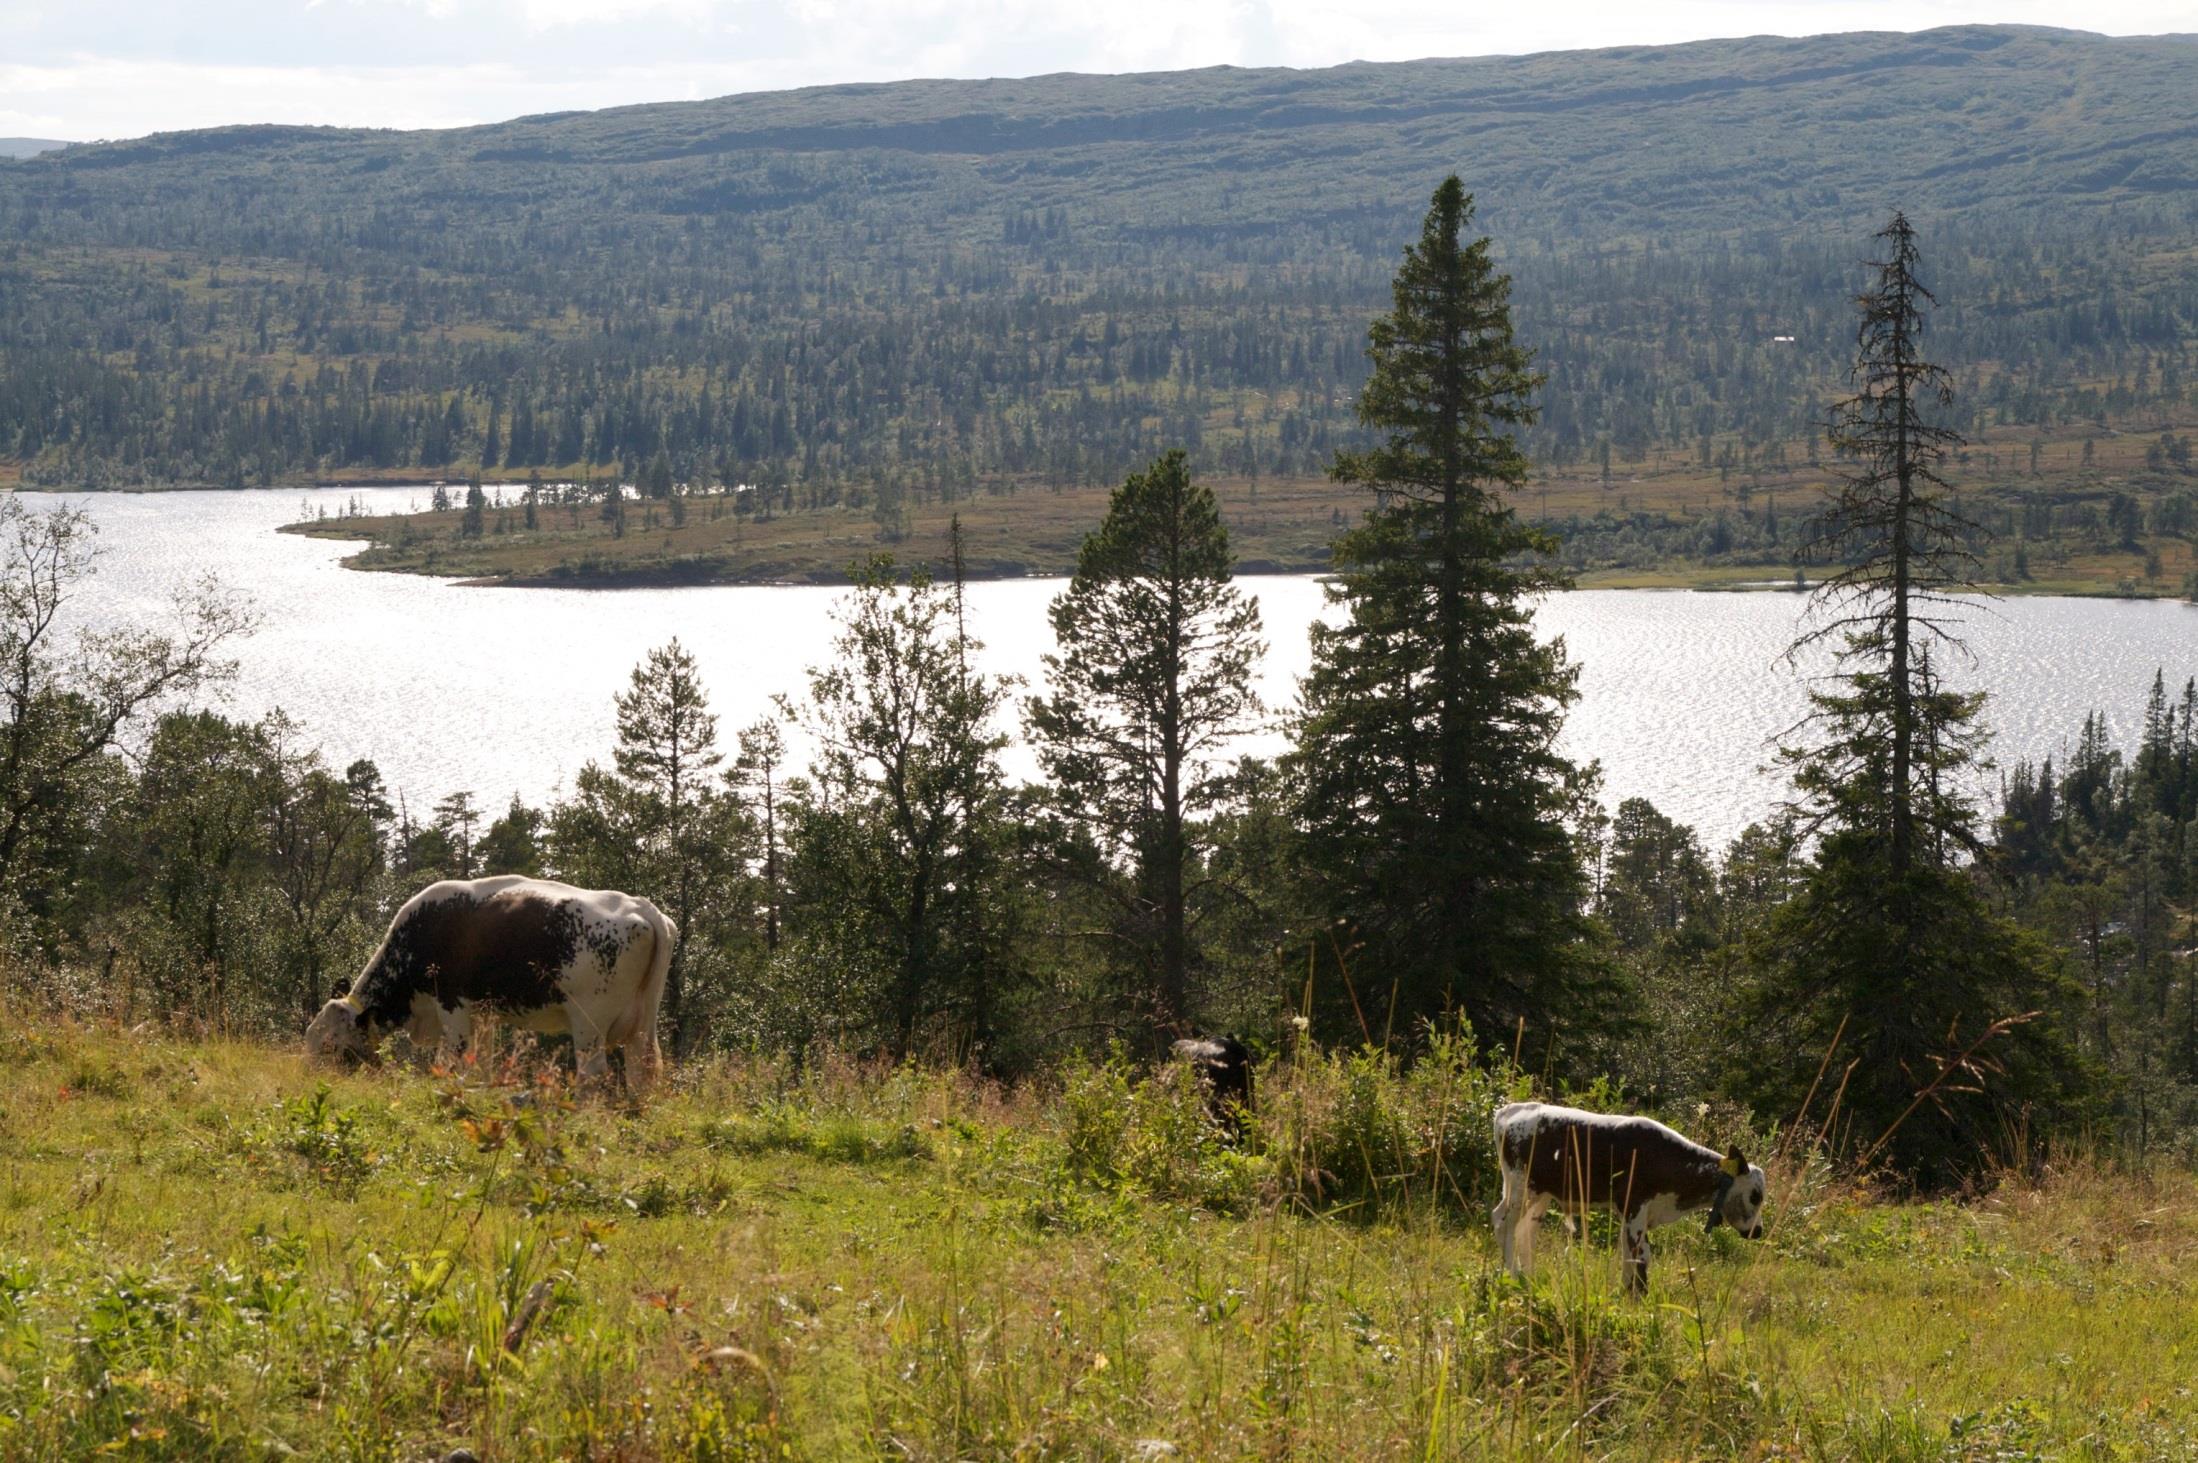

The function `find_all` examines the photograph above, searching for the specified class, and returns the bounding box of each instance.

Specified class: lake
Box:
[25,486,2198,851]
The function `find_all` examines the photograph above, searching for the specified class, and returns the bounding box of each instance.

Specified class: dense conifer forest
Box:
[2,24,2194,516]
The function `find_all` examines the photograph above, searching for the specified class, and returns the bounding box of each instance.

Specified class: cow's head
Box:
[1705,1144,1767,1239]
[305,982,377,1065]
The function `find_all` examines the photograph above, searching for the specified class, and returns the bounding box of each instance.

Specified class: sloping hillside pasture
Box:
[0,1019,2192,1460]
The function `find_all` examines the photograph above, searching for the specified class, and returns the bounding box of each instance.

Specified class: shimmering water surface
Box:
[28,487,2198,850]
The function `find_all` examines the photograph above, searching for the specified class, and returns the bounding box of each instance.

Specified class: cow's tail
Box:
[628,899,678,1090]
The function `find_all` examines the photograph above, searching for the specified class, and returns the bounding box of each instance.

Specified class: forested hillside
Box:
[1,24,2194,500]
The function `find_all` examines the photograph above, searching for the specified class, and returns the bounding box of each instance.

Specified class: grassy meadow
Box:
[2,1016,2195,1461]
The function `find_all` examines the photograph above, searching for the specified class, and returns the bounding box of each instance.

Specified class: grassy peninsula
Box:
[282,419,2198,593]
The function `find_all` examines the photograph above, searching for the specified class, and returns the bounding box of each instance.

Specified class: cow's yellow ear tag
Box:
[1719,1155,1742,1177]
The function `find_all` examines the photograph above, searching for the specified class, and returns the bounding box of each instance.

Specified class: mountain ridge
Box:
[13,26,2195,245]
[31,25,2161,151]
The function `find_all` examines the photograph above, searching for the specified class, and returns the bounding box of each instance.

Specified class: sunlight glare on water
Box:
[29,488,2198,851]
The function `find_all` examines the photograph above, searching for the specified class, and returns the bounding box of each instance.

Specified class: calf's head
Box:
[1704,1144,1767,1239]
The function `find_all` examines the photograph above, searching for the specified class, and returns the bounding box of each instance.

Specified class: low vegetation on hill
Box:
[2,1018,2194,1461]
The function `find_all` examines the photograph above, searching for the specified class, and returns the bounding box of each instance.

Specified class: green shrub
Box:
[1056,1051,1264,1210]
[278,1083,376,1194]
[1257,1024,1528,1219]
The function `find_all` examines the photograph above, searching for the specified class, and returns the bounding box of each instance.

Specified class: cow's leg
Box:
[439,1002,474,1064]
[1620,1211,1651,1295]
[556,993,615,1091]
[573,1039,612,1087]
[1493,1164,1523,1271]
[621,1023,664,1095]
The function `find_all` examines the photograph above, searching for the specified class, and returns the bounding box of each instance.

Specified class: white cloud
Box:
[306,0,722,26]
[0,58,801,139]
[4,0,2190,142]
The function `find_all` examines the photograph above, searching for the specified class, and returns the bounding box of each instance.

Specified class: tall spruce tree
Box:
[1790,212,1983,872]
[1740,215,2083,1186]
[1290,177,1608,1053]
[1026,449,1263,1038]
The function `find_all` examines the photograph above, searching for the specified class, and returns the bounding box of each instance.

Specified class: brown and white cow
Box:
[305,876,676,1090]
[1491,1100,1766,1294]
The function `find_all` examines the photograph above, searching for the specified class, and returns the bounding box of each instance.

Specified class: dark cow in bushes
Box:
[1491,1100,1766,1294]
[306,876,676,1089]
[1173,1034,1253,1136]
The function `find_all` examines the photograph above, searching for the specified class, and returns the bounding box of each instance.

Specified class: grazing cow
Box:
[1491,1100,1766,1294]
[1172,1034,1254,1135]
[305,876,676,1090]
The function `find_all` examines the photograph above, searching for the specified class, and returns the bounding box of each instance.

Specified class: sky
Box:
[2,0,2191,143]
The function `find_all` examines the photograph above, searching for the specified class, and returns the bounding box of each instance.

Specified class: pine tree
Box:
[1027,449,1263,1037]
[461,472,487,539]
[1789,213,1982,875]
[1290,177,1608,1054]
[432,790,480,877]
[478,796,544,876]
[2136,669,2177,816]
[1741,215,2084,1186]
[608,639,721,1046]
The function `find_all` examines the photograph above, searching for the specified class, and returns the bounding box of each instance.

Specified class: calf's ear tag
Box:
[1719,1155,1742,1178]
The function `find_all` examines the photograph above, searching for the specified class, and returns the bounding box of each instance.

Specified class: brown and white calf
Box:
[1491,1101,1766,1294]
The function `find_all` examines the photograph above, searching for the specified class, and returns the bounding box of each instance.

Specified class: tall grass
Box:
[0,1017,2193,1459]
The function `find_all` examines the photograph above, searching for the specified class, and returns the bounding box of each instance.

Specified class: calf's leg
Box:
[1493,1166,1526,1272]
[1515,1193,1551,1272]
[1620,1212,1651,1295]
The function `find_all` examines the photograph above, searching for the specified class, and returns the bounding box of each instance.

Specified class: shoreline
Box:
[439,555,1337,590]
[3,486,2167,602]
[277,519,2198,602]
[318,539,2195,603]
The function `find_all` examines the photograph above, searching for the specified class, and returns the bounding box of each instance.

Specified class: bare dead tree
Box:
[0,498,253,909]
